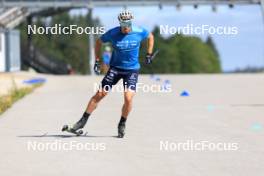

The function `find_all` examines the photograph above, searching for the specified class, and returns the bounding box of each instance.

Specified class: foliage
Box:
[0,84,42,115]
[140,27,221,73]
[19,13,221,74]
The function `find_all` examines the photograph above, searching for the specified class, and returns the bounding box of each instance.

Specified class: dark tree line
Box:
[19,12,221,74]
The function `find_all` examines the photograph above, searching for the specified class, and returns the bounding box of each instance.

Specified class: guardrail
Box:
[0,7,29,28]
[0,0,261,8]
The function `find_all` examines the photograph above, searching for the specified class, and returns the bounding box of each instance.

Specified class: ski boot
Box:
[118,122,126,138]
[62,116,89,136]
[62,125,83,136]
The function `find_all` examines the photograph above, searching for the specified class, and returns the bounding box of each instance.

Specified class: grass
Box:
[0,83,43,115]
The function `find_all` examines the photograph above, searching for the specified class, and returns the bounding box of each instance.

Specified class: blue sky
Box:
[72,5,264,71]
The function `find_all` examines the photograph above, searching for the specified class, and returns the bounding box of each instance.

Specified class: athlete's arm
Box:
[95,38,102,61]
[145,33,155,64]
[94,39,102,75]
[147,32,154,54]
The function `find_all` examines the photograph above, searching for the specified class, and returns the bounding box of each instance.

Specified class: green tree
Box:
[206,35,219,58]
[19,16,221,74]
[140,27,221,73]
[19,11,102,74]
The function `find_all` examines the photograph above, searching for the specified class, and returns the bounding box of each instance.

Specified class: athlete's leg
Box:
[121,90,135,118]
[117,90,135,138]
[117,71,138,137]
[87,67,121,113]
[121,71,138,118]
[67,67,120,131]
[69,90,107,131]
[86,90,108,114]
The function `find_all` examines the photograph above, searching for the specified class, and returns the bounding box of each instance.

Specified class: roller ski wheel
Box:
[117,123,126,138]
[62,125,83,136]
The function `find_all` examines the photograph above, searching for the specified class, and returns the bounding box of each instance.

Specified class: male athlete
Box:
[62,10,155,138]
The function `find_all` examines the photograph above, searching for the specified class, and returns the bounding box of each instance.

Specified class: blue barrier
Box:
[162,79,171,91]
[251,123,262,131]
[207,105,215,112]
[150,74,161,82]
[23,78,46,85]
[180,90,189,97]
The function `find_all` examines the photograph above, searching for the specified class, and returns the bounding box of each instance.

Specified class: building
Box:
[0,29,21,72]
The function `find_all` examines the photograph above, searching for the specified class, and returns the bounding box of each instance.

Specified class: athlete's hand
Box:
[145,53,153,64]
[94,60,101,75]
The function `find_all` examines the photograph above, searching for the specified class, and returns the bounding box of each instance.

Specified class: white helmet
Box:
[118,10,134,22]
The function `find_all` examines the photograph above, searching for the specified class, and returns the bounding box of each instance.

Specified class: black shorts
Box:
[101,66,139,91]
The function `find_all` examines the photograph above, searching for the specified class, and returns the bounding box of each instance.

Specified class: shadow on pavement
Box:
[17,134,118,138]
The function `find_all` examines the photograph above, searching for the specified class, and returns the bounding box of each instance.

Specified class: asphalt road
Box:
[0,74,264,176]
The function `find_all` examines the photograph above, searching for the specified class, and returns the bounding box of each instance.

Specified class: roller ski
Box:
[62,125,83,136]
[118,122,126,138]
[62,113,89,136]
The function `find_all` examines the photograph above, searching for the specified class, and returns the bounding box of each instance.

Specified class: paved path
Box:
[0,74,264,176]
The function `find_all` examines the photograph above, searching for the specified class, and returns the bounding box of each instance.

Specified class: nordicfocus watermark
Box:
[27,24,105,35]
[93,82,172,93]
[27,140,106,151]
[160,140,239,152]
[160,24,238,36]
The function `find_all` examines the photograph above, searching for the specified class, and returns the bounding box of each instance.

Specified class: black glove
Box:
[145,53,153,64]
[94,60,100,75]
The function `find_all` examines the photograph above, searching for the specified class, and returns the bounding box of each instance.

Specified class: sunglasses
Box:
[120,20,132,28]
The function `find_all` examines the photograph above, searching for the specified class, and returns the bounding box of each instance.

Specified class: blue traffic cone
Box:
[180,90,189,97]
